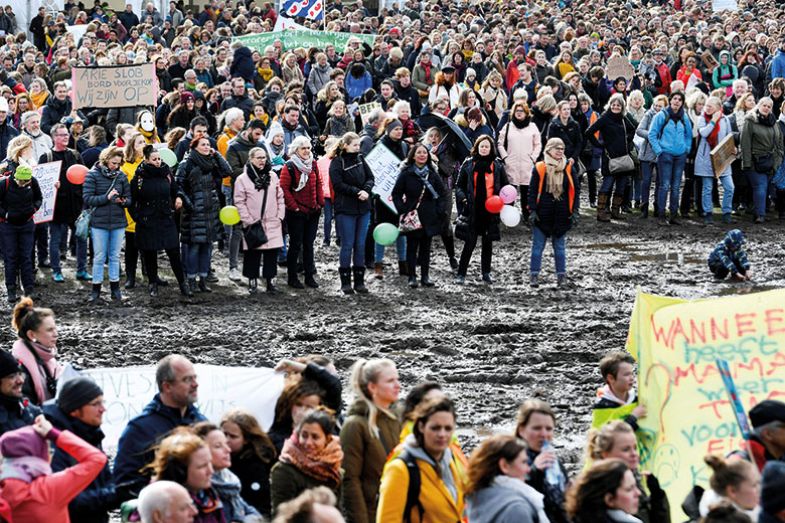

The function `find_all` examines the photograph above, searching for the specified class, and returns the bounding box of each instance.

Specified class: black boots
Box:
[248,278,258,294]
[304,274,319,288]
[266,278,279,294]
[398,261,409,276]
[339,268,354,294]
[288,274,305,289]
[179,280,193,297]
[110,281,122,301]
[198,277,212,293]
[420,265,434,287]
[124,276,136,289]
[89,284,101,303]
[149,283,158,297]
[188,278,198,294]
[353,267,368,293]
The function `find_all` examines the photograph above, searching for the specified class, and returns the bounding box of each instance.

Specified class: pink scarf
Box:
[11,339,63,404]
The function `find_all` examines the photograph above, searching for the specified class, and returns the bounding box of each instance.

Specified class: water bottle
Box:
[542,440,565,488]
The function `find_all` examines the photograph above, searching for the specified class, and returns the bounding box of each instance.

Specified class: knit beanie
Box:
[0,426,48,460]
[0,350,22,380]
[385,119,402,133]
[58,377,103,414]
[761,462,785,515]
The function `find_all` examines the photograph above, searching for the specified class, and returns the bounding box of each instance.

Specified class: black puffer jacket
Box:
[392,162,448,237]
[544,116,583,164]
[43,403,120,523]
[176,151,231,244]
[83,165,131,230]
[455,157,509,240]
[0,168,42,225]
[329,152,374,216]
[130,161,179,251]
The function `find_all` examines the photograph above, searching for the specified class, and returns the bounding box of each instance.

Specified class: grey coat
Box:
[635,108,659,163]
[466,484,540,523]
[83,165,131,230]
[694,115,734,178]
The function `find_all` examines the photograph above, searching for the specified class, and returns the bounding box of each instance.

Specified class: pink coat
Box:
[234,171,286,250]
[317,156,332,199]
[2,431,107,523]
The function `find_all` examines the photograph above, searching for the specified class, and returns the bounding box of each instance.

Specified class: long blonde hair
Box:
[349,358,397,439]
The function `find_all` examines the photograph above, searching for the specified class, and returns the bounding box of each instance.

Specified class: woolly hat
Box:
[750,400,785,429]
[14,165,32,181]
[385,119,402,133]
[0,350,22,380]
[180,91,195,104]
[0,426,48,460]
[58,377,103,414]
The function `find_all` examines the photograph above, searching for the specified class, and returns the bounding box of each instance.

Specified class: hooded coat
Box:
[129,161,179,251]
[175,151,231,244]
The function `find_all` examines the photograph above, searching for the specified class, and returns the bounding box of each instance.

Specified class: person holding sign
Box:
[0,164,42,303]
[593,351,647,431]
[695,97,735,224]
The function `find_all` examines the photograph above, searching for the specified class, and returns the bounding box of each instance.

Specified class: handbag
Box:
[76,173,119,241]
[242,185,270,249]
[753,153,774,173]
[399,186,426,233]
[454,214,471,241]
[607,119,635,174]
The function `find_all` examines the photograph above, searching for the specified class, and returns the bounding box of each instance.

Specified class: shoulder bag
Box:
[399,185,426,233]
[607,119,635,174]
[75,173,120,240]
[242,185,269,249]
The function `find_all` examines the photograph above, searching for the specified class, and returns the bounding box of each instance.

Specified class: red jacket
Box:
[280,160,324,214]
[2,431,107,522]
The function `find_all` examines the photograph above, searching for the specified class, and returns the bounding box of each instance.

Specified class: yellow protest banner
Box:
[627,289,785,521]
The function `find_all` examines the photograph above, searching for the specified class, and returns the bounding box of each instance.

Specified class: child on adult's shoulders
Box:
[708,229,752,282]
[594,351,647,431]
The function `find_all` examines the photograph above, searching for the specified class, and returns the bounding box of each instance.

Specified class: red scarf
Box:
[704,113,721,149]
[422,63,432,84]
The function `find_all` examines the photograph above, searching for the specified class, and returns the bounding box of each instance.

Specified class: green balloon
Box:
[373,223,399,246]
[159,148,177,167]
[219,205,241,225]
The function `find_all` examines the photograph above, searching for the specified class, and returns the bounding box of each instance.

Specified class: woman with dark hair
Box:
[465,435,547,523]
[377,397,464,522]
[740,97,784,223]
[392,143,448,288]
[167,92,198,131]
[221,409,278,518]
[565,459,641,523]
[454,135,509,285]
[130,145,190,298]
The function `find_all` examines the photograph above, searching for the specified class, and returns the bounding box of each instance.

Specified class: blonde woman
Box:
[479,71,508,129]
[121,132,146,289]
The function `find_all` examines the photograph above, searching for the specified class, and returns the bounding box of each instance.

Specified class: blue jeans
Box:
[657,152,687,216]
[50,222,87,273]
[323,198,334,244]
[335,212,370,268]
[640,161,657,208]
[91,227,124,284]
[223,185,242,269]
[745,170,769,217]
[0,221,35,293]
[374,236,406,263]
[702,176,734,216]
[530,226,566,276]
[183,243,213,278]
[599,172,628,196]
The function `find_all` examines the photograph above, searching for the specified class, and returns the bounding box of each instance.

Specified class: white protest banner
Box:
[66,24,88,44]
[366,143,401,213]
[58,364,285,452]
[33,161,60,224]
[274,16,307,32]
[712,0,738,11]
[71,63,157,110]
[358,102,382,126]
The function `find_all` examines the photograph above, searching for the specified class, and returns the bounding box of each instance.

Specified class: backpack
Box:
[397,449,424,523]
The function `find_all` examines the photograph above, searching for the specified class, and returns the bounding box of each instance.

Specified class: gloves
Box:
[528,211,539,225]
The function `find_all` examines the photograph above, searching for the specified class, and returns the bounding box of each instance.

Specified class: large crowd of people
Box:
[0,0,783,520]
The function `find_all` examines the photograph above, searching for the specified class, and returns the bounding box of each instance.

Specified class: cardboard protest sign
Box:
[358,102,382,125]
[627,289,785,521]
[712,0,738,11]
[711,133,736,177]
[58,364,285,453]
[71,63,157,110]
[606,55,635,83]
[33,161,60,224]
[234,29,375,54]
[366,143,402,213]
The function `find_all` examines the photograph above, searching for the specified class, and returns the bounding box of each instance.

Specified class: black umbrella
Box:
[417,111,472,157]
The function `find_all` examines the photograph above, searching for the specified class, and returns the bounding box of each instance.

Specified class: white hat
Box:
[0,97,9,113]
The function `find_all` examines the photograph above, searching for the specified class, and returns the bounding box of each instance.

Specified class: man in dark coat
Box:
[117,4,140,31]
[30,7,48,52]
[0,350,41,436]
[230,45,256,85]
[113,355,207,499]
[44,378,124,523]
[220,77,255,119]
[41,81,88,135]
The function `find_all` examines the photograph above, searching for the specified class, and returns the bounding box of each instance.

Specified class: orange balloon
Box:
[66,164,88,185]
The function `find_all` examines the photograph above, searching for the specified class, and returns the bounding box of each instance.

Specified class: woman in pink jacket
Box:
[234,147,286,294]
[0,415,107,522]
[497,100,542,221]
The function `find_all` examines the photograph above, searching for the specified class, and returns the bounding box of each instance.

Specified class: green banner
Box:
[233,30,376,53]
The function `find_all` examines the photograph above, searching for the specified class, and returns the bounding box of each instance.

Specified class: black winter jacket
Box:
[329,152,374,215]
[0,394,41,436]
[43,404,121,523]
[130,162,179,251]
[528,161,579,238]
[0,121,18,161]
[230,448,275,518]
[40,148,84,224]
[83,165,131,230]
[455,157,509,240]
[41,96,87,135]
[585,112,636,176]
[176,151,231,244]
[0,172,42,225]
[392,163,448,237]
[226,133,259,181]
[544,117,584,164]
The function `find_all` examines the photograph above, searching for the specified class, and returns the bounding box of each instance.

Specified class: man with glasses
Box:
[114,355,206,498]
[44,377,124,521]
[0,350,40,435]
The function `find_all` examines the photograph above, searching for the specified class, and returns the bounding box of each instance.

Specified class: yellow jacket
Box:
[376,449,464,523]
[217,127,237,187]
[121,159,142,233]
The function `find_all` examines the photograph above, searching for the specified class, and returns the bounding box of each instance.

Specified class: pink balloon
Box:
[499,185,518,204]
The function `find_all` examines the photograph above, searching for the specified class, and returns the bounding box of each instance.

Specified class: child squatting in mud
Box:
[708,229,752,282]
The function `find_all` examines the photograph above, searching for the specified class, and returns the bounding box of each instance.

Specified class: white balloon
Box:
[500,205,521,227]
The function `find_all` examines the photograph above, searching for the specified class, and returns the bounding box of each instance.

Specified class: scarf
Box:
[192,487,224,516]
[290,153,313,192]
[0,456,52,483]
[544,153,566,200]
[422,62,432,84]
[757,110,776,127]
[492,475,550,523]
[403,434,458,502]
[30,91,48,110]
[190,150,217,172]
[414,164,439,199]
[279,432,343,488]
[13,338,62,404]
[211,469,253,519]
[258,67,274,82]
[247,162,271,190]
[704,113,722,148]
[667,106,685,127]
[512,115,531,129]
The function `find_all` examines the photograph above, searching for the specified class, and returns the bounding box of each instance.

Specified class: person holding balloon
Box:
[328,133,374,295]
[453,135,510,285]
[42,123,90,284]
[176,136,232,294]
[528,138,580,288]
[130,145,191,298]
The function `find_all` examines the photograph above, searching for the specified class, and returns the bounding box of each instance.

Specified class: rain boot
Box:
[149,283,158,297]
[248,278,258,294]
[353,267,368,293]
[89,284,101,304]
[179,280,193,297]
[374,262,384,279]
[110,281,122,301]
[266,278,280,294]
[597,193,611,222]
[611,196,625,220]
[339,268,354,294]
[398,261,409,276]
[188,278,198,295]
[420,265,434,287]
[408,262,418,288]
[198,277,212,293]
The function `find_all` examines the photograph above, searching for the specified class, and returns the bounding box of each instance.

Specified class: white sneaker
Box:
[228,268,241,281]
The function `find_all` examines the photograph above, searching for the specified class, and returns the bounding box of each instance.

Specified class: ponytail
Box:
[349,358,397,440]
[586,420,634,462]
[11,297,54,341]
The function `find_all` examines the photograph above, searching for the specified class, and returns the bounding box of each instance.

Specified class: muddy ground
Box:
[5,197,785,475]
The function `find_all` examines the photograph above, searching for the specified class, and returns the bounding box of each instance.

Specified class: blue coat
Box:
[648,109,692,157]
[708,229,749,274]
[113,394,207,498]
[771,50,785,81]
[345,71,372,101]
[694,115,733,178]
